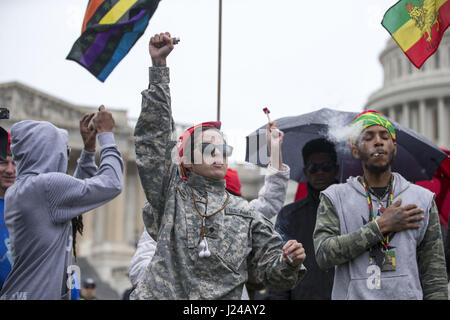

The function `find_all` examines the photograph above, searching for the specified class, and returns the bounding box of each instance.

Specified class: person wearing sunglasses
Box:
[131,32,307,300]
[266,138,339,300]
[128,125,292,299]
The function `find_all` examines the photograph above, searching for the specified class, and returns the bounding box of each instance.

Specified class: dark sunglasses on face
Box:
[197,143,233,157]
[305,161,335,174]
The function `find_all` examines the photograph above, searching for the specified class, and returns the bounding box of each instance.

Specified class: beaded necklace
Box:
[361,175,394,249]
[188,185,230,258]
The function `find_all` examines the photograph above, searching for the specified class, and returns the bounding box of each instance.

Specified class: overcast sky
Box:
[0,0,396,163]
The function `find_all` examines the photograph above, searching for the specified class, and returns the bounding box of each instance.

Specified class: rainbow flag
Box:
[67,0,160,82]
[382,0,450,68]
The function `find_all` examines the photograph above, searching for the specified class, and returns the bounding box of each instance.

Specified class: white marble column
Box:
[93,205,106,245]
[419,100,427,137]
[410,104,420,132]
[437,97,449,148]
[389,107,397,122]
[402,103,410,128]
[104,163,127,243]
[383,108,392,120]
[124,162,138,245]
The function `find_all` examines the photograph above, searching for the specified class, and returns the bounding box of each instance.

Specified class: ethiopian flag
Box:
[382,0,450,68]
[67,0,160,82]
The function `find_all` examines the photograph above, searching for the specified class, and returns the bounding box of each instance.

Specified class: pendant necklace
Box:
[362,175,394,249]
[188,186,230,258]
[362,175,397,272]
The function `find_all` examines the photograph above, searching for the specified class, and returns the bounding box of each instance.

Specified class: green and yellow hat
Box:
[350,110,396,145]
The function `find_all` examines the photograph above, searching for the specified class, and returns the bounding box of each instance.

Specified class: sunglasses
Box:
[305,161,335,174]
[197,143,233,157]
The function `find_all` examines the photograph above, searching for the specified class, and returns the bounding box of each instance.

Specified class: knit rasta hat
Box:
[349,110,396,145]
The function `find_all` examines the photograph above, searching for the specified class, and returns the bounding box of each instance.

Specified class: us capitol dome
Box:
[365,32,450,149]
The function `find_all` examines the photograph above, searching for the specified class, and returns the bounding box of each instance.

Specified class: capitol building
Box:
[366,33,450,149]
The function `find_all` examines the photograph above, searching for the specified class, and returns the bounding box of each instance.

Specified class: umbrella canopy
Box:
[245,108,447,183]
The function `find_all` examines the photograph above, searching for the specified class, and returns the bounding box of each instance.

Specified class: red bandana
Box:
[177,121,221,179]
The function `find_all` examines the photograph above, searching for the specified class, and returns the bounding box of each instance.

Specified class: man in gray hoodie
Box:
[131,32,306,300]
[313,110,448,300]
[0,106,123,300]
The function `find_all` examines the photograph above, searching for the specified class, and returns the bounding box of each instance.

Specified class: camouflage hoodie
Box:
[131,67,305,300]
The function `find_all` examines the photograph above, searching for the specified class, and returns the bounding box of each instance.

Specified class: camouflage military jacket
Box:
[131,67,305,300]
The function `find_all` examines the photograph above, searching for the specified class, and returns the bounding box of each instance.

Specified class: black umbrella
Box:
[245,108,447,183]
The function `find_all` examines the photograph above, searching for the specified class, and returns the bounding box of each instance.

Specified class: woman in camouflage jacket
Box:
[130,32,306,300]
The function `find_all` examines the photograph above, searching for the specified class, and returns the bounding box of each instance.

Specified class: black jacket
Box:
[267,183,334,300]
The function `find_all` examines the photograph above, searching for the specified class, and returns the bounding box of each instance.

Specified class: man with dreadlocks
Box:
[131,32,306,300]
[0,106,123,300]
[313,110,448,300]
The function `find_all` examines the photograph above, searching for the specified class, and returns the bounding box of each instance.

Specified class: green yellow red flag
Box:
[382,0,450,68]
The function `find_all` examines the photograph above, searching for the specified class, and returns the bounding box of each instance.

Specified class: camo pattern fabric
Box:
[416,201,449,300]
[131,67,305,300]
[313,194,385,270]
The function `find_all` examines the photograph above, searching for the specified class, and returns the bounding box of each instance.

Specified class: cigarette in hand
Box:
[286,254,294,264]
[279,252,294,264]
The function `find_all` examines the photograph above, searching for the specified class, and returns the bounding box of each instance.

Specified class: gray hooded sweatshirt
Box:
[0,121,123,300]
[316,172,448,300]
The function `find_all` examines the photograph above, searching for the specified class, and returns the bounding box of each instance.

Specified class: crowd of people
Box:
[0,32,448,300]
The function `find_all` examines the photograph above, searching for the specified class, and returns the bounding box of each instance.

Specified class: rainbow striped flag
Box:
[382,0,450,68]
[67,0,160,82]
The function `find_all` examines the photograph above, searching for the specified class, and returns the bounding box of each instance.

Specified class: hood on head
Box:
[11,120,69,177]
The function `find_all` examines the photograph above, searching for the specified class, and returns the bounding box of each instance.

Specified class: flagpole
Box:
[217,0,222,121]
